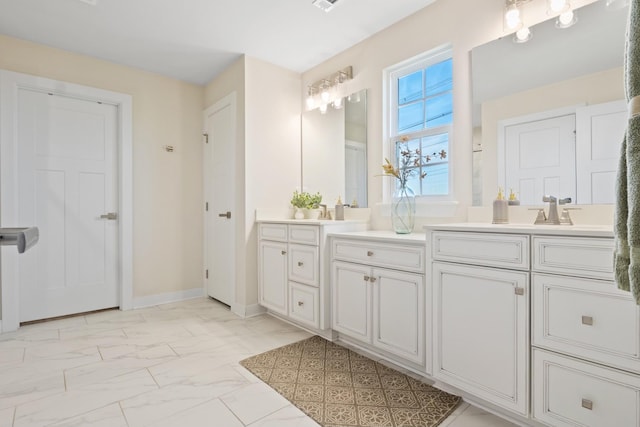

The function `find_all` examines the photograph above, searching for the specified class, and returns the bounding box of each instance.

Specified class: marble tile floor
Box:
[0,297,517,427]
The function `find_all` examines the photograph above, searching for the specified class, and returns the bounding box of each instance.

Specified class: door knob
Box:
[100,212,118,220]
[218,211,231,219]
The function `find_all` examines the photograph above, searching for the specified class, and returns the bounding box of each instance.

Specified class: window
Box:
[387,47,453,198]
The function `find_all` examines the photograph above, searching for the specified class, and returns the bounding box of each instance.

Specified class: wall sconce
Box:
[305,66,353,112]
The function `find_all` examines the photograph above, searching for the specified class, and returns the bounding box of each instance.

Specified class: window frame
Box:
[383,44,455,204]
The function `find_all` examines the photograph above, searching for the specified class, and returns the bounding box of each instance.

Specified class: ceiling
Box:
[0,0,437,85]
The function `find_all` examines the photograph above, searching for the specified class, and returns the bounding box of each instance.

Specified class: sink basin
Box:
[0,227,39,253]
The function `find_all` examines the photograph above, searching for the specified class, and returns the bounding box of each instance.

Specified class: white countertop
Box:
[328,230,427,244]
[424,222,614,238]
[256,218,367,225]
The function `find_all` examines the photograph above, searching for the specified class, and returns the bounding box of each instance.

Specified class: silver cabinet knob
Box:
[298,261,304,267]
[364,275,370,282]
[281,250,286,255]
[367,251,374,256]
[298,301,304,306]
[370,277,377,283]
[581,316,594,326]
[581,399,593,410]
[218,211,231,219]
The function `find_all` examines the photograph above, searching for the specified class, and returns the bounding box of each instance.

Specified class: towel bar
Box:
[0,227,39,253]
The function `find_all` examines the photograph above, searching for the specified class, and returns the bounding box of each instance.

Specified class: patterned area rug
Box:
[240,335,461,427]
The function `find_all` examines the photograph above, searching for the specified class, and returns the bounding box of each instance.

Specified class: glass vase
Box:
[391,185,416,234]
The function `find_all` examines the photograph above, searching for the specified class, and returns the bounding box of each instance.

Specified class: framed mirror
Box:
[302,89,368,208]
[471,0,627,206]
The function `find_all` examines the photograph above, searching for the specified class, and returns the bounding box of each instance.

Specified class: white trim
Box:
[231,303,266,318]
[382,44,454,203]
[496,104,580,191]
[133,287,204,309]
[0,70,133,332]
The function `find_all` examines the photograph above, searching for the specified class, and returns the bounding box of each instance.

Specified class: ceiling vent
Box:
[312,0,339,12]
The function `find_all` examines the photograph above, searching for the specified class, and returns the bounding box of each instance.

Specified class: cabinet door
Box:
[433,262,529,416]
[259,240,288,315]
[372,268,424,365]
[332,261,371,342]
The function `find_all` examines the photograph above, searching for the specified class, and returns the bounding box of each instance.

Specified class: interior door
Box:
[204,94,236,306]
[17,89,119,322]
[503,114,576,205]
[576,100,626,204]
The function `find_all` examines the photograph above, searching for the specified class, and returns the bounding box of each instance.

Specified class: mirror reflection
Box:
[471,0,627,206]
[302,89,367,208]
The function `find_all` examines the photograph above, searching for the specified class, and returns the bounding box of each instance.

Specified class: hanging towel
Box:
[615,0,640,304]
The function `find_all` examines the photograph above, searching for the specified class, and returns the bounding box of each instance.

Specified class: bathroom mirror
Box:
[471,0,627,206]
[302,89,368,208]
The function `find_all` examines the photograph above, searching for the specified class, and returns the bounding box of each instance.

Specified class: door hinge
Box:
[205,202,209,211]
[206,269,209,279]
[203,133,209,144]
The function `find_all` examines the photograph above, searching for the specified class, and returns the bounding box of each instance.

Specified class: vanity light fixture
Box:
[305,66,353,112]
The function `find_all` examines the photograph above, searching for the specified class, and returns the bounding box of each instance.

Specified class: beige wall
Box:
[301,0,597,229]
[0,34,205,299]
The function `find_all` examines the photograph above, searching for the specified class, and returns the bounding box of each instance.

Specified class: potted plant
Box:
[290,191,322,219]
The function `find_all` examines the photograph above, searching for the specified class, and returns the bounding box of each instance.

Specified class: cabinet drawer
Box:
[289,282,319,329]
[288,244,319,287]
[332,239,425,273]
[289,225,319,245]
[259,223,288,242]
[532,236,614,280]
[432,231,529,270]
[532,273,640,374]
[533,349,640,427]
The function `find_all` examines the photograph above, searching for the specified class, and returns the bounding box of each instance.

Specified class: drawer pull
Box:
[581,316,594,326]
[581,399,593,410]
[298,261,304,267]
[514,287,525,296]
[281,250,286,255]
[298,301,304,307]
[364,275,370,282]
[370,277,377,283]
[367,251,374,256]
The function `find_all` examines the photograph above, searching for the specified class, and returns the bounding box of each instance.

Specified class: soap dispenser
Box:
[492,187,509,224]
[335,196,344,221]
[508,188,520,206]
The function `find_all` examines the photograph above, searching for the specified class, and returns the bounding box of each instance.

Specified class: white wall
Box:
[0,34,205,302]
[301,0,597,229]
[204,56,301,310]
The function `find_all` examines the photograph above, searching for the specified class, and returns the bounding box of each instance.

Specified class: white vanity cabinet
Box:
[331,233,426,368]
[530,235,640,427]
[258,220,365,335]
[430,231,530,416]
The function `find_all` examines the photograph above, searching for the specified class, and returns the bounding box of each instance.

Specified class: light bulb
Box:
[505,4,521,30]
[548,0,567,13]
[319,103,328,115]
[333,97,343,109]
[515,27,532,43]
[306,95,315,110]
[556,9,576,28]
[320,86,330,103]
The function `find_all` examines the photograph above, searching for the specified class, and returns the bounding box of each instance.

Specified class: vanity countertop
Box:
[424,222,613,238]
[328,230,427,244]
[256,219,367,226]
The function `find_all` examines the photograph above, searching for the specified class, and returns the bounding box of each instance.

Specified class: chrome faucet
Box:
[318,204,331,220]
[534,196,572,225]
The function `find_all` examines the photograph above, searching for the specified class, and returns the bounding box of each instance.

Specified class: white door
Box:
[204,94,236,306]
[502,114,576,205]
[372,267,424,364]
[17,89,119,322]
[433,262,529,415]
[331,261,371,342]
[258,240,288,316]
[576,100,626,204]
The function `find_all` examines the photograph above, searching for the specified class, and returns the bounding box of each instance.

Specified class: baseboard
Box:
[231,303,266,318]
[132,287,204,309]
